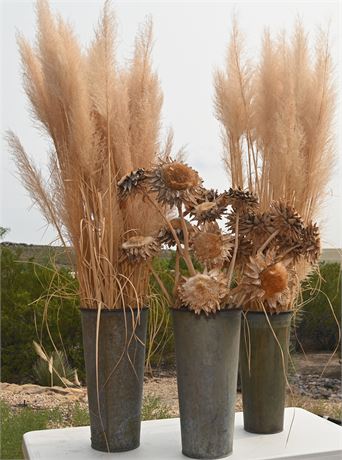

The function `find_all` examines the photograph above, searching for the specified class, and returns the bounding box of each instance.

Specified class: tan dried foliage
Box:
[8,0,166,309]
[215,19,335,227]
[215,19,335,285]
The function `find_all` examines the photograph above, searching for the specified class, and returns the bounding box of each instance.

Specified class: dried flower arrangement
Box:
[214,19,334,312]
[8,0,168,310]
[119,158,320,314]
[118,159,230,314]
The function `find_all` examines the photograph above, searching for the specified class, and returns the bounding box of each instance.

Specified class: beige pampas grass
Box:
[8,0,167,309]
[215,19,335,281]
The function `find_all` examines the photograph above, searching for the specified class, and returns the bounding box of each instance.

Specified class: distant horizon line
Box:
[1,240,341,252]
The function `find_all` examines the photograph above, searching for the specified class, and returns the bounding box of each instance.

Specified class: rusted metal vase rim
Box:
[243,310,294,316]
[80,306,148,313]
[171,307,242,316]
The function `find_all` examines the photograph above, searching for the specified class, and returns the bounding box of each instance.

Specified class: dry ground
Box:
[1,353,340,420]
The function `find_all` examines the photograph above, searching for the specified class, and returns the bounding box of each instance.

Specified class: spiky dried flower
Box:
[226,210,276,241]
[118,169,146,199]
[178,270,229,315]
[146,159,203,207]
[276,236,303,264]
[226,187,259,213]
[271,201,304,240]
[301,222,321,264]
[191,231,234,266]
[231,251,292,312]
[234,237,254,266]
[122,235,160,263]
[158,218,195,247]
[189,191,228,224]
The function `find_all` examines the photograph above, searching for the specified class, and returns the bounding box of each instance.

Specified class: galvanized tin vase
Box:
[172,309,241,459]
[80,308,148,452]
[240,311,292,434]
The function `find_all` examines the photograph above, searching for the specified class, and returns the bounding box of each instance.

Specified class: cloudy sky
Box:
[1,0,340,248]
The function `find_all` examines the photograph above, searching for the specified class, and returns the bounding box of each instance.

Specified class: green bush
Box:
[1,246,84,384]
[296,262,341,351]
[0,401,63,460]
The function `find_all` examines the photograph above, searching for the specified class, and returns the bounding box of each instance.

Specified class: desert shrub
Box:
[33,349,77,387]
[1,245,176,383]
[296,262,341,351]
[1,245,84,384]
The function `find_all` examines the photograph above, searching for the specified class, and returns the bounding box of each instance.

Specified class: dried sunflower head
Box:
[118,169,146,199]
[158,218,195,247]
[146,159,203,207]
[191,231,234,266]
[271,201,304,241]
[121,235,160,263]
[178,270,229,315]
[231,251,292,312]
[226,187,259,213]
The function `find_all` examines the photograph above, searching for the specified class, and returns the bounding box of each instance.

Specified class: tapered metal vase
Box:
[80,308,148,452]
[240,311,292,434]
[172,309,241,459]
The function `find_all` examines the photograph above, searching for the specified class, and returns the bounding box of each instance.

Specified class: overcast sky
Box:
[1,0,340,248]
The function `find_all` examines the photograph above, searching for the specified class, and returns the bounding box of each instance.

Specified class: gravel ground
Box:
[1,353,340,420]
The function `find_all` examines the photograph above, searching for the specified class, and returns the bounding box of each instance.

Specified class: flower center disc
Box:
[260,262,288,297]
[193,233,222,259]
[162,163,199,190]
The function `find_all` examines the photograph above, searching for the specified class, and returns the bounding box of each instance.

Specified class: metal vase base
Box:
[80,307,148,452]
[172,309,241,459]
[240,311,292,434]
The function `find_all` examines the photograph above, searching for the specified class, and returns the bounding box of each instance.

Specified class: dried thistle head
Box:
[231,251,292,312]
[301,222,321,264]
[232,237,254,267]
[227,187,259,213]
[227,210,276,243]
[178,271,229,315]
[191,231,234,266]
[118,169,146,199]
[146,159,203,207]
[271,201,304,241]
[158,218,195,247]
[190,191,229,223]
[121,235,160,263]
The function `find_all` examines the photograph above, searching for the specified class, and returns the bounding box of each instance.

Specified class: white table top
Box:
[23,408,342,460]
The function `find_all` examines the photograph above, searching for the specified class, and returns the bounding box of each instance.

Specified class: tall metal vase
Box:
[80,308,148,452]
[172,309,241,459]
[240,311,292,434]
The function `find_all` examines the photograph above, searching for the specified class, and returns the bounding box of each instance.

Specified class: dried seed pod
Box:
[118,169,146,199]
[301,222,321,264]
[121,235,160,263]
[226,187,259,213]
[233,237,254,267]
[271,201,304,241]
[227,210,276,243]
[178,270,229,315]
[191,231,234,266]
[145,159,203,207]
[158,218,195,247]
[190,191,229,223]
[230,250,292,312]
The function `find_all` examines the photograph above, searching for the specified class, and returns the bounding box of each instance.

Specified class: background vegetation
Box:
[1,243,341,384]
[0,396,171,460]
